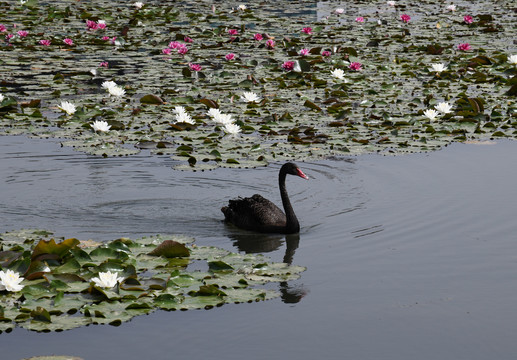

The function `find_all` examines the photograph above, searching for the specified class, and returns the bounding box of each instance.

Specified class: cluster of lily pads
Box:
[0,0,516,168]
[0,229,305,332]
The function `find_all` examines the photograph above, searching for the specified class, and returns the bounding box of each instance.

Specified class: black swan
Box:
[221,162,309,234]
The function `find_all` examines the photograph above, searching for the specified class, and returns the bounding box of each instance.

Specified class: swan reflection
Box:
[227,232,308,304]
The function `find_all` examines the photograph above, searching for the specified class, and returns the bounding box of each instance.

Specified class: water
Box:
[1,136,517,360]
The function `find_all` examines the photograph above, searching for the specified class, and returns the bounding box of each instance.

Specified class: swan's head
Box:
[282,162,309,180]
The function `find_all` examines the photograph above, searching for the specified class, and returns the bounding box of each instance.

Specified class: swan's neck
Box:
[279,172,300,233]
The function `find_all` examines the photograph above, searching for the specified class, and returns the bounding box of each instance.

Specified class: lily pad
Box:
[0,229,306,332]
[0,0,514,168]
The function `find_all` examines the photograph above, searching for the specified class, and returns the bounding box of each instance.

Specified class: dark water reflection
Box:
[1,136,517,360]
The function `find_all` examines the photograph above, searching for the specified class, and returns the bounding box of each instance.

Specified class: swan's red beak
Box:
[296,168,309,180]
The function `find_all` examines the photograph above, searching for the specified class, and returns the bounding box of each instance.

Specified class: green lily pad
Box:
[0,0,514,168]
[0,229,306,332]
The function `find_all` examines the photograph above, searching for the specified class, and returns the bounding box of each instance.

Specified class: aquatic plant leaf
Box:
[31,238,80,261]
[0,229,54,247]
[88,247,129,263]
[199,99,219,109]
[0,229,304,331]
[30,307,51,323]
[0,251,22,268]
[25,260,52,280]
[140,95,164,105]
[0,321,15,334]
[20,315,92,332]
[208,260,234,271]
[303,100,322,112]
[153,294,182,310]
[507,84,517,96]
[148,240,190,258]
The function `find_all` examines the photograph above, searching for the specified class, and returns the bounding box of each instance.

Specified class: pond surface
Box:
[1,136,517,359]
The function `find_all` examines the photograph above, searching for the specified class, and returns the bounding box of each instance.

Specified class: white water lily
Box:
[238,4,247,10]
[134,2,143,8]
[446,4,456,11]
[91,271,124,289]
[429,63,447,73]
[331,68,346,81]
[174,105,188,115]
[0,94,4,102]
[108,86,125,97]
[508,55,517,65]
[0,270,25,292]
[91,120,111,132]
[101,80,117,91]
[214,113,234,125]
[207,108,222,118]
[174,106,195,124]
[242,91,261,103]
[224,122,241,135]
[435,102,453,114]
[423,109,440,121]
[335,8,345,14]
[57,101,76,115]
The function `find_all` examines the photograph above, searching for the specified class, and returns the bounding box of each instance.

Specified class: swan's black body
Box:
[221,163,308,234]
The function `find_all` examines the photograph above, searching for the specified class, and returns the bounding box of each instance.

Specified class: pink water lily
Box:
[39,39,51,46]
[228,29,238,36]
[463,15,473,24]
[99,61,108,68]
[355,17,365,23]
[86,20,98,30]
[322,50,331,57]
[349,62,362,71]
[63,38,73,46]
[102,36,110,41]
[169,41,189,54]
[299,48,309,56]
[184,36,193,43]
[302,27,312,35]
[189,63,202,71]
[266,39,275,49]
[0,24,6,32]
[17,30,28,37]
[457,43,471,51]
[400,14,411,23]
[225,53,236,61]
[254,33,263,41]
[282,61,295,71]
[162,48,172,55]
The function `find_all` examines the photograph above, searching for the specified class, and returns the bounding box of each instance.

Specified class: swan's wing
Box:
[222,194,286,230]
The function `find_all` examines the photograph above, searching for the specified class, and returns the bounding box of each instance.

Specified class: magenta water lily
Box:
[0,0,515,169]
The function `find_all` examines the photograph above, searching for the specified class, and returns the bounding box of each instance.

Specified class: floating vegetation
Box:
[0,0,516,168]
[0,229,305,332]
